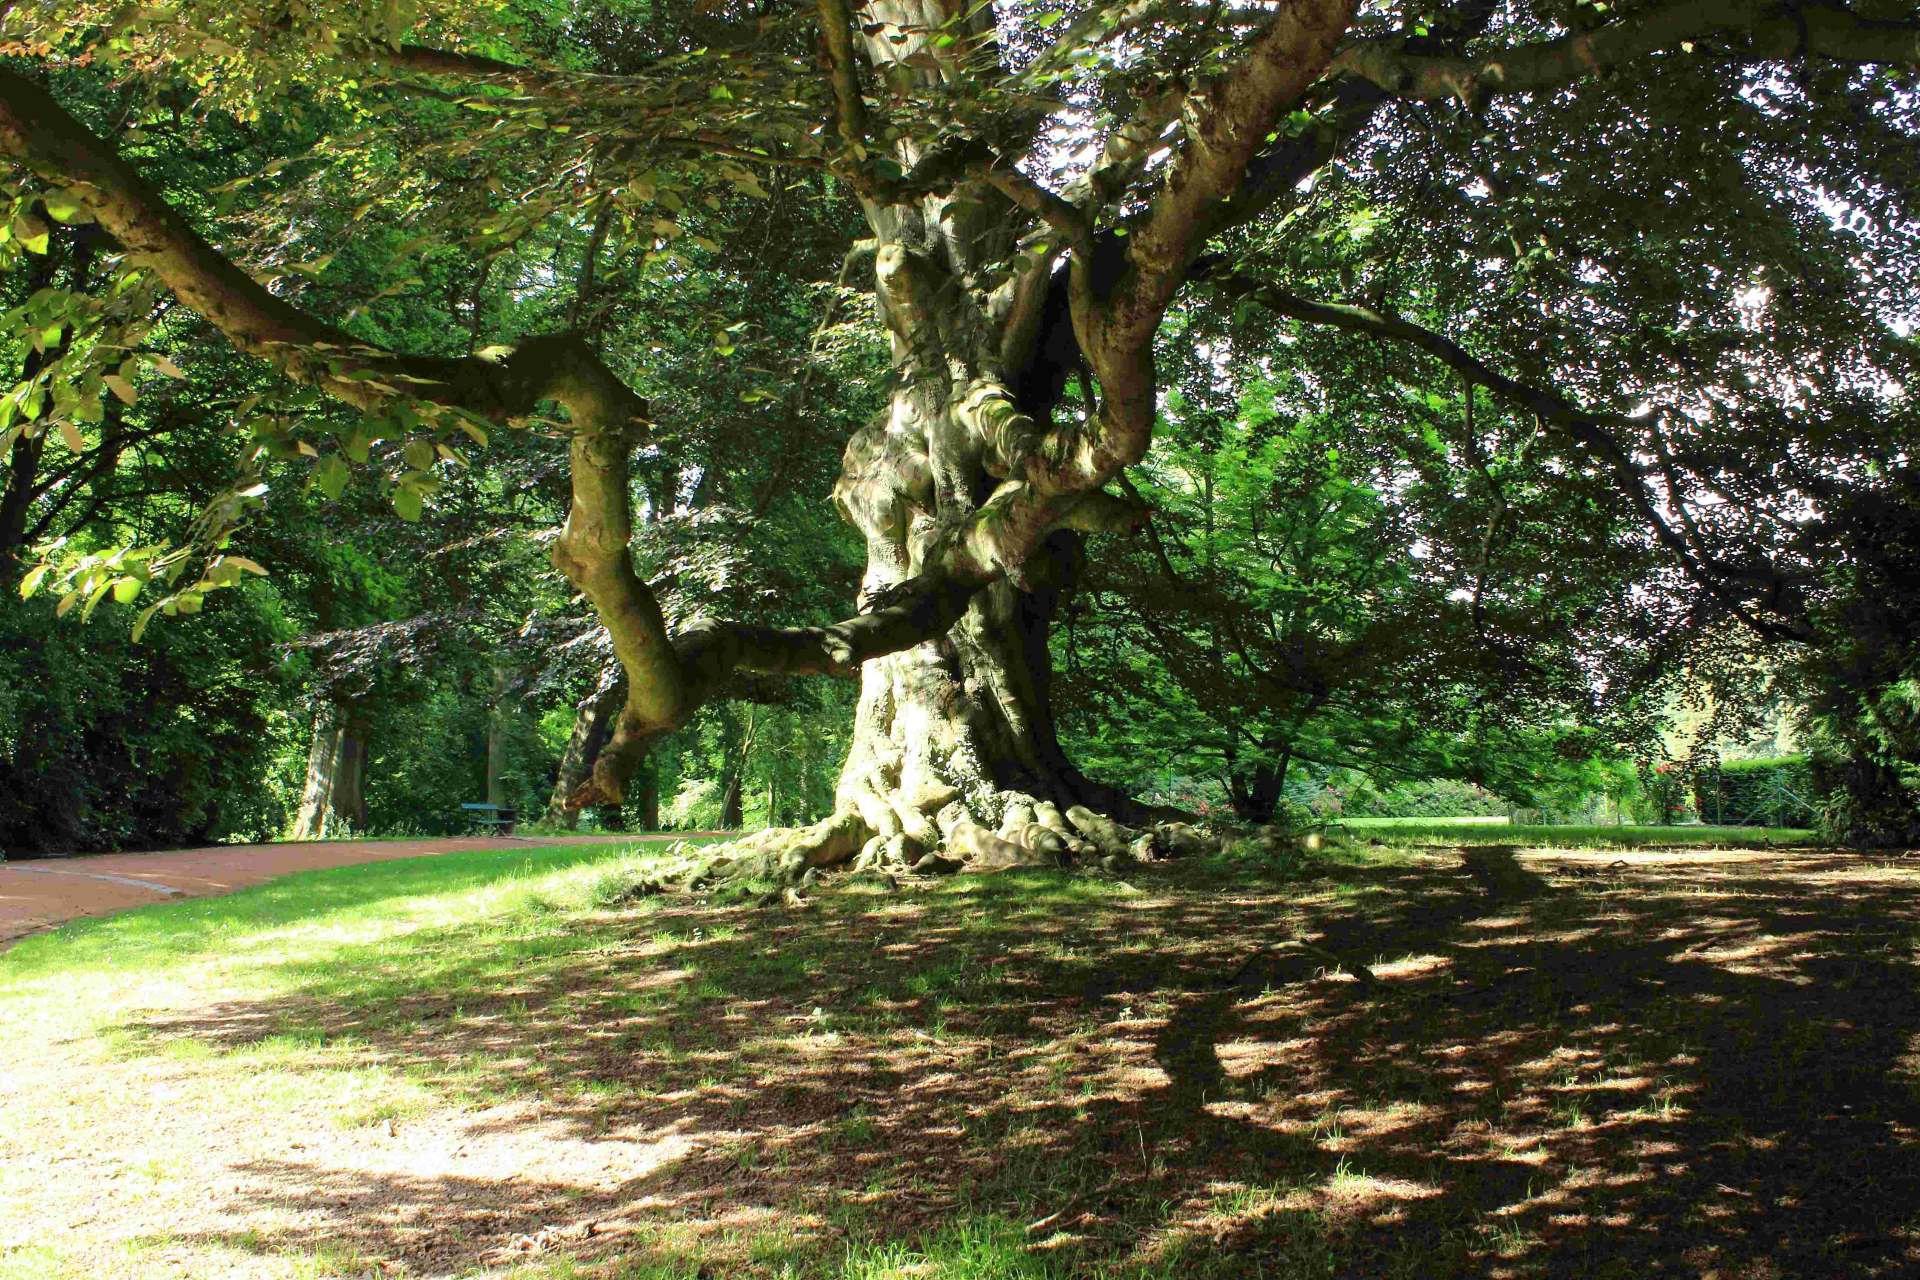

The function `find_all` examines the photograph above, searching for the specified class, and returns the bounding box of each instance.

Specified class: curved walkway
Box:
[0,832,711,947]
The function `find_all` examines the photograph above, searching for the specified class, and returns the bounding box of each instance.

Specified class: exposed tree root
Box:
[618,809,868,898]
[613,792,1248,903]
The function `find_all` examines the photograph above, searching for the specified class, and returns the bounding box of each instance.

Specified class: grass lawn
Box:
[1334,815,1517,827]
[2,832,1916,1279]
[1331,818,1816,848]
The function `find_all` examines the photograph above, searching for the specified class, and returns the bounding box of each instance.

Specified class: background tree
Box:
[1062,354,1672,822]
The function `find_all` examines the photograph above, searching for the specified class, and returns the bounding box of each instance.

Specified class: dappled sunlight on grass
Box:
[3,840,1919,1277]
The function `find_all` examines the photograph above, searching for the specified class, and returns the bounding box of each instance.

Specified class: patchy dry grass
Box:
[2,836,1918,1278]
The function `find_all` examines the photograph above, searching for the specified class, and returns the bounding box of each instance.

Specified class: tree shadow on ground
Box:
[126,846,1920,1278]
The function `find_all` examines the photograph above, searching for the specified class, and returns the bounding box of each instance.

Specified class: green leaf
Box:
[131,602,163,642]
[110,575,142,604]
[18,564,49,599]
[12,214,49,255]
[315,455,349,500]
[392,486,424,522]
[79,580,115,620]
[42,189,92,224]
[57,419,85,453]
[403,439,436,471]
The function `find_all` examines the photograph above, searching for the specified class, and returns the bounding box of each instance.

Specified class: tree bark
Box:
[1226,749,1290,825]
[716,703,755,830]
[545,673,625,827]
[485,664,511,809]
[631,753,659,831]
[0,237,66,576]
[291,701,368,839]
[0,409,46,576]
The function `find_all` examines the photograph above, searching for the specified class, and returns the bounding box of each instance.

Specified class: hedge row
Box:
[1691,755,1817,827]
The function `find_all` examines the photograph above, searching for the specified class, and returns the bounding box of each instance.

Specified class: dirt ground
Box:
[0,834,697,946]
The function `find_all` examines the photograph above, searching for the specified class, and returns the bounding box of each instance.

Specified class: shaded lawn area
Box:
[2,834,1917,1279]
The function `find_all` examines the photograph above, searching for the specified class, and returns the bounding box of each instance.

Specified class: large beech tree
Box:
[3,0,1917,873]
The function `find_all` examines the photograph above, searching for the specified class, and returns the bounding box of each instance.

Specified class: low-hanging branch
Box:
[0,68,646,425]
[0,64,1010,807]
[1207,269,1817,644]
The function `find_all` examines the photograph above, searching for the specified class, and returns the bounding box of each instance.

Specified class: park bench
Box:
[460,802,518,836]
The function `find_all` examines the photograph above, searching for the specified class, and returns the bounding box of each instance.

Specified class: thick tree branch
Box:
[985,169,1092,258]
[1067,0,1357,496]
[1331,0,1920,103]
[678,574,984,685]
[817,0,874,161]
[384,42,582,86]
[1208,269,1816,642]
[1113,0,1358,345]
[571,563,996,807]
[0,67,646,426]
[1208,77,1387,239]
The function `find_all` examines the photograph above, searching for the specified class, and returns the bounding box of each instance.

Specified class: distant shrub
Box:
[0,588,296,853]
[1640,760,1695,825]
[1809,749,1920,847]
[1691,756,1817,828]
[664,776,721,830]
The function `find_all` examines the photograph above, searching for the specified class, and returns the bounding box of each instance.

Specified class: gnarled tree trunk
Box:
[652,184,1176,882]
[616,0,1252,891]
[829,531,1147,865]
